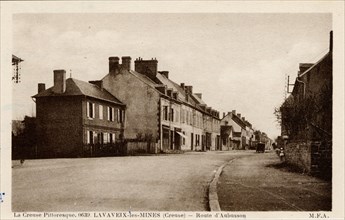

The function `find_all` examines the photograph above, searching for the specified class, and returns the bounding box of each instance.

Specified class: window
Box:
[163,106,168,121]
[117,109,125,123]
[87,102,95,118]
[107,107,114,121]
[99,105,103,119]
[170,108,174,122]
[87,130,94,144]
[109,133,116,143]
[103,133,108,144]
[183,132,185,145]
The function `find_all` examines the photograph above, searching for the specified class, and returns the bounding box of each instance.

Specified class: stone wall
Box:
[285,141,332,179]
[285,142,311,173]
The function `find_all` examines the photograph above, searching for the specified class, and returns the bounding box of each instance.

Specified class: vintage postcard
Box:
[1,1,344,220]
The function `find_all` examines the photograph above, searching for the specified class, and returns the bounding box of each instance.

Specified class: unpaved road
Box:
[12,151,250,212]
[218,151,332,211]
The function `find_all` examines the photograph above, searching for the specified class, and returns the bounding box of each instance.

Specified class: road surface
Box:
[12,151,249,211]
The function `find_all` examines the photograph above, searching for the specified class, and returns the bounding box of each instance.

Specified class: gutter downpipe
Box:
[296,77,306,98]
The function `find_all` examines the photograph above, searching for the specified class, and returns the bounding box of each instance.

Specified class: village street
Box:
[12,150,331,212]
[12,151,249,211]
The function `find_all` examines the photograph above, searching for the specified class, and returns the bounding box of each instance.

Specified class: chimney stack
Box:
[232,110,236,115]
[180,83,185,90]
[109,57,120,73]
[223,112,226,118]
[134,57,158,80]
[242,117,245,121]
[237,113,241,118]
[38,83,46,93]
[121,56,131,71]
[159,71,169,78]
[52,70,66,94]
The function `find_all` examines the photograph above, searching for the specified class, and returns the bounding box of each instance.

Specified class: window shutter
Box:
[92,103,95,118]
[107,107,110,121]
[112,108,115,122]
[99,105,103,120]
[87,130,90,144]
[87,102,90,118]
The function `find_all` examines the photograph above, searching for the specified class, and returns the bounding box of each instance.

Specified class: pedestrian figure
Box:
[279,148,285,161]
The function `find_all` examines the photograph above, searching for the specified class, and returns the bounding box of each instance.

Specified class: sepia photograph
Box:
[1,1,344,220]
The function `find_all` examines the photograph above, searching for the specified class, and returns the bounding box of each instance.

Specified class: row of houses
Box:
[31,56,269,158]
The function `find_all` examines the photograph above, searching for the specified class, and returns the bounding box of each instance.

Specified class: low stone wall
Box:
[285,141,332,179]
[285,142,311,173]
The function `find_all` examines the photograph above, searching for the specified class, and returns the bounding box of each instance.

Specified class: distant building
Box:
[220,110,247,150]
[33,70,125,158]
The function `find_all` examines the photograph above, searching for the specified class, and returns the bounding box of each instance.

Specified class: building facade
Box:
[100,56,220,152]
[33,70,125,158]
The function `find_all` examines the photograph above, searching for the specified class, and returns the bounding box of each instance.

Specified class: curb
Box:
[208,160,234,211]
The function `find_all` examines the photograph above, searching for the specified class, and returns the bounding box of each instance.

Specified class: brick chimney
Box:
[237,113,241,118]
[195,93,202,99]
[232,110,236,115]
[242,117,245,121]
[180,83,185,90]
[134,57,158,80]
[38,83,46,93]
[159,71,169,78]
[109,57,120,74]
[52,70,66,94]
[121,56,131,71]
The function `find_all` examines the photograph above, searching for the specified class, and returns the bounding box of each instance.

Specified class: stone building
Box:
[220,110,247,150]
[279,31,332,178]
[33,70,125,158]
[100,56,221,152]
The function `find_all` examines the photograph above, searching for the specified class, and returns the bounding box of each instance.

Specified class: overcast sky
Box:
[12,13,332,139]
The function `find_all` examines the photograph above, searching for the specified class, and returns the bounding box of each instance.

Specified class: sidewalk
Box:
[217,151,331,211]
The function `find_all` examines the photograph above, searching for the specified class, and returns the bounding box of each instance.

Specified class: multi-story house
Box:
[33,70,125,158]
[100,56,220,152]
[220,110,247,150]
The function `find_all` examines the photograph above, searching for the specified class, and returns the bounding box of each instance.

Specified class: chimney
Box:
[223,112,226,118]
[242,117,245,121]
[52,70,66,94]
[232,110,236,115]
[298,63,314,76]
[159,71,169,78]
[38,83,46,93]
[330,30,333,52]
[89,80,103,90]
[134,57,158,80]
[121,56,131,71]
[185,86,193,94]
[180,83,185,90]
[237,113,241,118]
[195,93,202,99]
[109,57,120,74]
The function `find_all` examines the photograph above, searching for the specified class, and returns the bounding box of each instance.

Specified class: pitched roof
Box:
[33,78,124,105]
